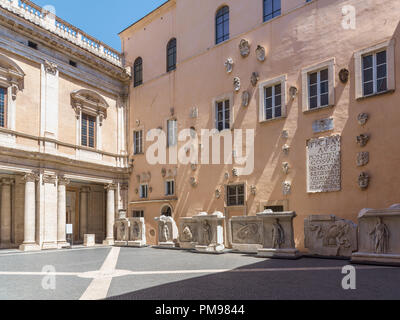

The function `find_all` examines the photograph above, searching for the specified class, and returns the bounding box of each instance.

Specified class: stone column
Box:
[19,173,40,252]
[57,177,70,248]
[79,187,90,242]
[0,178,13,248]
[103,184,116,245]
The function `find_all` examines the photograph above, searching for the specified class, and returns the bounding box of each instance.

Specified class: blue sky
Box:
[34,0,167,51]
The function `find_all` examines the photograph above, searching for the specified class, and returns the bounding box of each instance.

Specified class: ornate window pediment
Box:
[0,53,25,100]
[71,89,109,124]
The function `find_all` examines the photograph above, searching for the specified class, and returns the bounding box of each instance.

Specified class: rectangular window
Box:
[264,83,282,120]
[167,119,177,147]
[0,87,7,128]
[362,50,387,97]
[134,130,143,154]
[132,210,144,218]
[165,180,175,196]
[140,184,148,199]
[81,114,96,148]
[308,68,329,110]
[216,100,230,131]
[265,205,284,212]
[263,0,281,22]
[227,184,245,207]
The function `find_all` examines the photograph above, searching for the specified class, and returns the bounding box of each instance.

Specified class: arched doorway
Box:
[161,204,172,217]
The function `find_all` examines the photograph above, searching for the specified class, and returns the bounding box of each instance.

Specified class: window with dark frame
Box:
[216,100,230,131]
[166,38,177,72]
[140,184,148,199]
[81,113,96,148]
[216,6,230,45]
[308,68,329,110]
[132,210,144,218]
[227,184,245,207]
[263,0,281,22]
[0,87,7,128]
[265,205,284,212]
[134,130,143,155]
[165,180,175,196]
[264,83,282,120]
[134,57,143,87]
[362,50,387,97]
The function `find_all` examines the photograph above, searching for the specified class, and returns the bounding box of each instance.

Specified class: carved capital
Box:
[44,60,58,75]
[80,186,91,193]
[105,183,117,191]
[58,177,71,186]
[1,178,14,185]
[42,174,57,186]
[23,172,40,183]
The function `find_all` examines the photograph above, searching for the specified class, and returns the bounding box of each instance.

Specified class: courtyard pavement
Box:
[0,246,399,300]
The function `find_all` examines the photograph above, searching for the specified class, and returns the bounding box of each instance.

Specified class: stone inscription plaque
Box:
[307,135,341,193]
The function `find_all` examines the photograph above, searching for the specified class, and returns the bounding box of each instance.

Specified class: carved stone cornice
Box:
[71,89,108,120]
[80,186,91,193]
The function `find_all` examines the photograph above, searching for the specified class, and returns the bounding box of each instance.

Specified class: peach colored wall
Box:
[122,0,400,248]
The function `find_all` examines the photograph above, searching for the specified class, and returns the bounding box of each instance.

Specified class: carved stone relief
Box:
[256,45,266,62]
[242,90,250,107]
[312,118,334,133]
[283,182,291,196]
[282,162,290,175]
[224,58,234,73]
[358,113,369,126]
[239,39,250,57]
[282,144,290,155]
[234,77,241,92]
[339,68,350,84]
[358,172,370,190]
[357,152,370,167]
[357,134,370,147]
[251,72,259,87]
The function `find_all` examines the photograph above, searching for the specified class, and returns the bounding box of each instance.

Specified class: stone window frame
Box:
[301,58,336,113]
[0,53,25,132]
[354,39,395,100]
[259,200,288,212]
[258,74,287,123]
[212,92,234,133]
[166,38,177,72]
[133,129,144,155]
[139,183,148,199]
[133,57,143,87]
[71,89,109,151]
[165,179,175,196]
[81,113,97,149]
[225,182,247,208]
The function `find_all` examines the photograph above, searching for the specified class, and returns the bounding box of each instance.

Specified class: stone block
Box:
[154,215,179,248]
[114,218,129,247]
[304,215,357,258]
[178,217,197,249]
[352,205,400,265]
[229,216,263,253]
[84,234,95,247]
[193,212,225,254]
[128,217,146,247]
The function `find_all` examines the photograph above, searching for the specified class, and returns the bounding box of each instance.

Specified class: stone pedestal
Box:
[128,217,146,247]
[352,205,400,266]
[304,215,357,259]
[154,215,178,248]
[114,218,130,247]
[257,211,301,259]
[84,234,95,247]
[229,216,263,253]
[193,212,225,254]
[179,217,197,249]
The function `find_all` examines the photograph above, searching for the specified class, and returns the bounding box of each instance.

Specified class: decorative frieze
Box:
[307,135,341,193]
[312,118,334,133]
[304,215,357,258]
[230,216,263,253]
[352,205,400,265]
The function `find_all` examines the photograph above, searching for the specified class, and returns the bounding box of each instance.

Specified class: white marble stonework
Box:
[128,217,146,247]
[229,216,263,253]
[257,211,301,259]
[304,215,358,258]
[154,215,179,248]
[179,217,198,249]
[114,217,130,247]
[84,234,96,247]
[352,205,400,265]
[41,173,59,250]
[193,212,225,254]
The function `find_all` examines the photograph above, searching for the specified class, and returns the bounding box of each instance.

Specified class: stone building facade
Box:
[0,0,130,250]
[120,0,400,249]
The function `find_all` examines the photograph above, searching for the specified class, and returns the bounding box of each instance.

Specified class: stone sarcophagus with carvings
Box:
[178,217,198,249]
[304,215,357,258]
[128,217,146,247]
[257,211,301,259]
[192,212,225,254]
[114,217,130,247]
[154,215,179,248]
[352,205,400,265]
[229,216,263,253]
